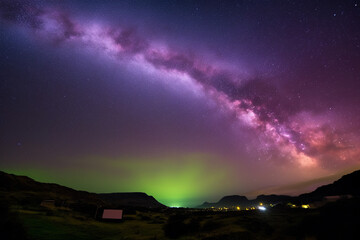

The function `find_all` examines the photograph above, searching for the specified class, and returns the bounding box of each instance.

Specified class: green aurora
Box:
[2,154,234,207]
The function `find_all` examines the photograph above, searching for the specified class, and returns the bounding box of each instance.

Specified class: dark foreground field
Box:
[2,198,360,240]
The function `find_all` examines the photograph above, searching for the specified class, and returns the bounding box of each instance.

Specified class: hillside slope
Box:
[199,169,360,208]
[0,171,165,209]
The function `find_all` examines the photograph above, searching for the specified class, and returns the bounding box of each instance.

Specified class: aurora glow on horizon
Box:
[1,0,360,207]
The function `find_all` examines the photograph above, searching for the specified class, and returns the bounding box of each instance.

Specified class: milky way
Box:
[1,0,360,206]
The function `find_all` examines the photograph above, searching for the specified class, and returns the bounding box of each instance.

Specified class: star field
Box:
[1,0,360,206]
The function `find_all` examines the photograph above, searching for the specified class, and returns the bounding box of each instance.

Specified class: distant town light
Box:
[258,206,266,211]
[170,205,181,208]
[301,204,310,209]
[236,206,240,210]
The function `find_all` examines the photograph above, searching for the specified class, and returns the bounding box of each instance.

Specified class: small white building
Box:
[102,209,123,220]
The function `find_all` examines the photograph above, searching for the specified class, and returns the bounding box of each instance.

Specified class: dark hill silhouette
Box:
[299,169,360,202]
[200,195,250,208]
[2,168,360,209]
[0,171,165,209]
[0,171,101,204]
[199,169,360,208]
[99,192,165,208]
[220,195,248,204]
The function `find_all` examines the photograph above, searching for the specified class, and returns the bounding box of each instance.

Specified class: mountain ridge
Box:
[198,169,360,208]
[0,171,166,209]
[2,168,360,209]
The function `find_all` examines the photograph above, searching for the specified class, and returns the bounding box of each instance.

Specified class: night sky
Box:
[1,0,360,207]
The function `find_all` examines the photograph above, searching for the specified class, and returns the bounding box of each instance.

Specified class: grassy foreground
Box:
[8,206,316,240]
[4,198,360,240]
